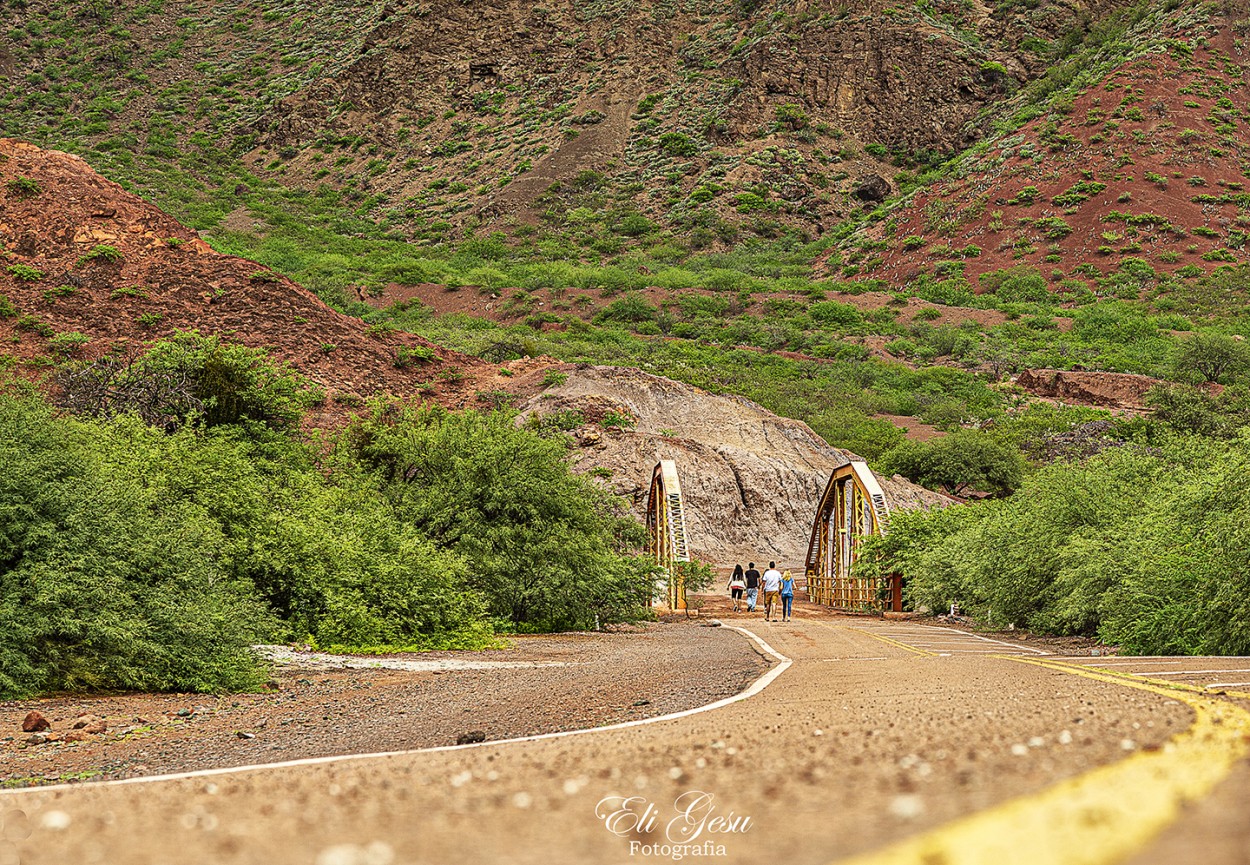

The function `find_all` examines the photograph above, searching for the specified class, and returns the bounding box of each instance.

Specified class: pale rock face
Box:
[517,366,950,568]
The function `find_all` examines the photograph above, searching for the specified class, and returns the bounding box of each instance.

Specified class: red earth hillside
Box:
[836,15,1250,292]
[0,139,550,412]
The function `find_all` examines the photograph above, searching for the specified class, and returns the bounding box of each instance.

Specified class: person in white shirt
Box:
[761,562,783,621]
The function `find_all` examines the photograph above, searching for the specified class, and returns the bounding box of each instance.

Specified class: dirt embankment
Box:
[1015,368,1220,411]
[0,139,554,416]
[517,365,951,568]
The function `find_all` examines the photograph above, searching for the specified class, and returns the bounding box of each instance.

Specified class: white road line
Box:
[1206,682,1250,689]
[0,626,792,796]
[1083,657,1244,664]
[1084,660,1203,667]
[1135,668,1250,676]
[890,626,1051,655]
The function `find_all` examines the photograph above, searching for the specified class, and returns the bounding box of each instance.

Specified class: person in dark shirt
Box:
[744,563,761,612]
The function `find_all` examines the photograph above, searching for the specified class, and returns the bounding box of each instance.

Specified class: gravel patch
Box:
[0,621,768,788]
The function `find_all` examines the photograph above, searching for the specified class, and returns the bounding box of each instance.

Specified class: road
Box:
[2,616,1249,865]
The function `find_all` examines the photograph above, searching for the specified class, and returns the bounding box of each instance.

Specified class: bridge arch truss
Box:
[804,460,893,611]
[646,459,691,610]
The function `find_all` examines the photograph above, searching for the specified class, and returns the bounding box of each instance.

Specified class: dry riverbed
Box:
[1,621,767,789]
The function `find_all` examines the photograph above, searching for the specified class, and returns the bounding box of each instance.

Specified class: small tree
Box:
[880,431,1025,498]
[672,559,715,616]
[1173,332,1250,384]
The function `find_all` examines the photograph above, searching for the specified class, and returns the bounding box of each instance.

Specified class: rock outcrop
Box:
[1014,368,1220,411]
[518,366,951,568]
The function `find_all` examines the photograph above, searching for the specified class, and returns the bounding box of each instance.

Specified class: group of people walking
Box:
[727,561,794,622]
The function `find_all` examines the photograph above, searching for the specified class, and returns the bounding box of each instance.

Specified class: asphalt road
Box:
[3,617,1248,865]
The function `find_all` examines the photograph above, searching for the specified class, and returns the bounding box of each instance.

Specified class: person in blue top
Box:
[780,569,795,622]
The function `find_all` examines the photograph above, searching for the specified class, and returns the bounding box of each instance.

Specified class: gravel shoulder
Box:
[0,621,768,789]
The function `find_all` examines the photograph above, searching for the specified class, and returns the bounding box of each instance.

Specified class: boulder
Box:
[852,174,891,202]
[21,711,49,733]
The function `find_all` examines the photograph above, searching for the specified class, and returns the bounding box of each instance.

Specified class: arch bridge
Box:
[646,459,691,610]
[804,460,902,612]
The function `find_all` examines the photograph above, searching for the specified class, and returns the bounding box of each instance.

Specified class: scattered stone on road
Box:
[21,712,49,733]
[2,617,1225,865]
[1,623,763,786]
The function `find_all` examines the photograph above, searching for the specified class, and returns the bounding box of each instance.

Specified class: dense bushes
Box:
[0,391,268,697]
[340,402,654,631]
[0,337,656,698]
[861,435,1250,655]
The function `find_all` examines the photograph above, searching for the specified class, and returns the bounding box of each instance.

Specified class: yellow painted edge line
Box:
[835,655,1250,865]
[844,626,938,657]
[804,620,937,657]
[1061,660,1250,701]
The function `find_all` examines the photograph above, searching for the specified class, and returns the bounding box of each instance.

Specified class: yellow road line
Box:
[835,655,1250,865]
[1058,660,1250,701]
[803,619,937,657]
[842,625,938,657]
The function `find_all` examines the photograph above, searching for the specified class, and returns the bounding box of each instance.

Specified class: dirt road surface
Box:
[3,616,1249,865]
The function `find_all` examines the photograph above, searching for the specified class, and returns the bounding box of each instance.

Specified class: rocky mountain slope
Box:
[2,0,1143,245]
[1,138,949,559]
[836,4,1250,291]
[517,365,951,566]
[0,138,547,410]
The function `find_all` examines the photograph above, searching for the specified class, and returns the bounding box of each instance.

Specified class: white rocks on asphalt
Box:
[254,646,572,672]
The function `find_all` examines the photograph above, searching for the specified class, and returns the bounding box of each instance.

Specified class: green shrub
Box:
[809,300,864,328]
[541,369,569,388]
[6,264,43,282]
[1034,217,1074,240]
[774,103,809,130]
[394,344,436,368]
[78,244,123,264]
[862,437,1250,654]
[879,431,1025,497]
[15,314,53,337]
[1008,185,1040,205]
[5,177,41,198]
[595,294,657,324]
[47,331,90,356]
[657,132,699,157]
[59,331,318,431]
[0,393,270,698]
[979,266,1051,303]
[43,284,77,302]
[1172,332,1250,384]
[342,403,654,630]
